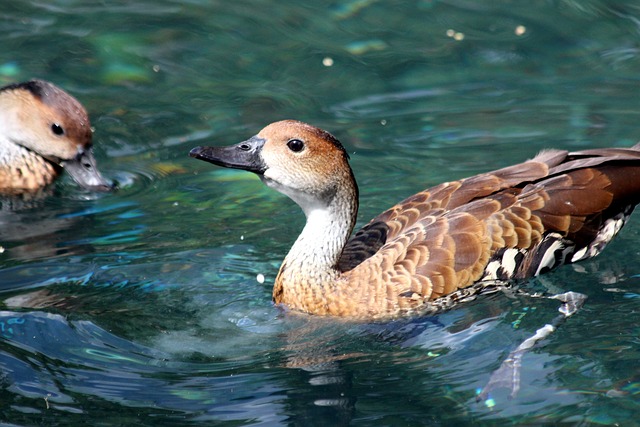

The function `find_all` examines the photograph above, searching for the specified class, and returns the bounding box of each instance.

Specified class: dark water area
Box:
[2,1,640,425]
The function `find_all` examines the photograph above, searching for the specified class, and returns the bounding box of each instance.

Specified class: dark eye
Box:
[51,123,65,136]
[287,139,304,152]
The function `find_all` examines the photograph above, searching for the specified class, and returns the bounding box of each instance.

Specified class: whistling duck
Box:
[190,120,640,319]
[0,79,113,194]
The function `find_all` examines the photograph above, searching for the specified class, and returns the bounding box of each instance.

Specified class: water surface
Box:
[2,1,640,425]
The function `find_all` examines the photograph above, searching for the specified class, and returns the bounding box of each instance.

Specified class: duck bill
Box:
[61,149,115,192]
[189,136,266,174]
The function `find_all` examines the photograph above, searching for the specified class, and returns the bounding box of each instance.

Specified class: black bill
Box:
[189,136,266,174]
[61,149,115,192]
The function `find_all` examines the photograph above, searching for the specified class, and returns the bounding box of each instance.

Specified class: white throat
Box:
[0,99,32,159]
[288,206,347,271]
[272,179,357,274]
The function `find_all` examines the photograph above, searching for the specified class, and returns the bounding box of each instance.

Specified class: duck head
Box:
[190,120,356,215]
[0,80,114,192]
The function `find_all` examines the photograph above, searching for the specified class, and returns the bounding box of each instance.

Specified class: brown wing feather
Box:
[338,151,568,271]
[342,145,640,315]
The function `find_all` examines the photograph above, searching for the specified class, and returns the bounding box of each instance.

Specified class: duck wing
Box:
[338,145,640,312]
[337,149,568,271]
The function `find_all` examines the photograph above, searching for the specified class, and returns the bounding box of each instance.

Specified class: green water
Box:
[2,0,640,425]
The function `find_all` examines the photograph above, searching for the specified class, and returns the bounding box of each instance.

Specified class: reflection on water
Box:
[2,0,640,425]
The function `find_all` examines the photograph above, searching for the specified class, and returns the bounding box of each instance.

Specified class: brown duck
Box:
[190,120,640,319]
[0,79,112,194]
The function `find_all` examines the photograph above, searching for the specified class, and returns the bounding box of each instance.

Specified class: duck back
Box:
[337,145,640,314]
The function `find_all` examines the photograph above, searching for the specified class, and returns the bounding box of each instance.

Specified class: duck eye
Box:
[287,139,304,153]
[51,123,65,136]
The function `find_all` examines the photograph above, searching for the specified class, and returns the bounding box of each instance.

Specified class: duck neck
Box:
[290,195,356,272]
[0,97,30,161]
[273,174,358,308]
[0,106,57,192]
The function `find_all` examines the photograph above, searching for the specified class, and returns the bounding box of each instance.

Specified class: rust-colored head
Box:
[1,80,92,160]
[191,120,356,212]
[0,80,113,191]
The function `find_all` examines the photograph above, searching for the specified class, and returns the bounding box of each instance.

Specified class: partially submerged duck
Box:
[0,79,113,194]
[190,120,640,319]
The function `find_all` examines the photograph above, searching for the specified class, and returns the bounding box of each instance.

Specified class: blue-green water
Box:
[2,1,640,425]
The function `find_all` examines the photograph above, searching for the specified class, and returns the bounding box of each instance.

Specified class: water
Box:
[2,0,640,424]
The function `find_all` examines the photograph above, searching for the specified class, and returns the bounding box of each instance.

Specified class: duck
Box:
[0,79,113,194]
[190,119,640,319]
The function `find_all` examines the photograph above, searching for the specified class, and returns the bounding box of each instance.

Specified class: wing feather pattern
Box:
[338,146,640,315]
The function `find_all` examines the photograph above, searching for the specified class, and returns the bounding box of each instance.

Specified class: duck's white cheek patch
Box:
[260,172,277,188]
[261,171,291,193]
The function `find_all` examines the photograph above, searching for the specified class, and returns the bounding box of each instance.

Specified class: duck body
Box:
[0,80,112,194]
[191,120,640,319]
